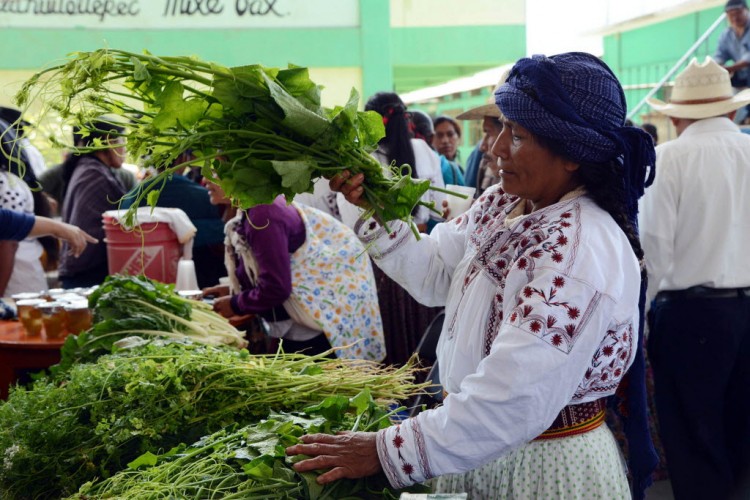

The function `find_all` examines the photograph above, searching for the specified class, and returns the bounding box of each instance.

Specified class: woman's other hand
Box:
[329,171,367,207]
[285,431,382,484]
[212,295,234,318]
[57,223,98,258]
[202,284,230,298]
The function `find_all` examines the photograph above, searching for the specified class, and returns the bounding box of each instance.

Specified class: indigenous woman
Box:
[287,52,657,498]
[205,183,385,362]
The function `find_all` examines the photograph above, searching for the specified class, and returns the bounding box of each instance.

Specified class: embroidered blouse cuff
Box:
[353,217,413,260]
[376,419,432,489]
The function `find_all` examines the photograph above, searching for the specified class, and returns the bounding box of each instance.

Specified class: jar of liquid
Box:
[16,299,47,337]
[37,302,68,339]
[64,301,93,334]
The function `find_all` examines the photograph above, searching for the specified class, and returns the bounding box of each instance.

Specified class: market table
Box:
[0,321,65,399]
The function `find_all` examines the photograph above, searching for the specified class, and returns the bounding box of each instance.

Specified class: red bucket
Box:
[103,215,181,284]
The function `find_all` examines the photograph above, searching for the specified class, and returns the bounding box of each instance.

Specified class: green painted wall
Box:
[0,28,363,69]
[603,5,725,123]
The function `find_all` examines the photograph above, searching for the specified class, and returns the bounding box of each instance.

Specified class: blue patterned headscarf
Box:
[495,52,655,225]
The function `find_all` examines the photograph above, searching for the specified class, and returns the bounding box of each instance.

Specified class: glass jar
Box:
[64,301,93,334]
[37,302,68,339]
[16,299,47,337]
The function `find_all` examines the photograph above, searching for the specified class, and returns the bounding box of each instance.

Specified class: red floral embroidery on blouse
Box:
[393,435,404,448]
[573,321,635,400]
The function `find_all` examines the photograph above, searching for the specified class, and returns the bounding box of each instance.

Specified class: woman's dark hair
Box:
[0,119,59,267]
[62,120,125,197]
[641,123,658,145]
[409,109,435,143]
[365,92,417,178]
[535,134,645,277]
[433,115,462,138]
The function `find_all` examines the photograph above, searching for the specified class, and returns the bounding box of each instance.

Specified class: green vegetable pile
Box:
[53,274,247,377]
[15,48,442,231]
[72,392,429,499]
[0,339,424,499]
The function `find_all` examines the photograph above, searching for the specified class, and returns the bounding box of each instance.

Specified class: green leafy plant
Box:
[14,48,449,234]
[51,274,247,378]
[71,392,430,499]
[0,339,425,499]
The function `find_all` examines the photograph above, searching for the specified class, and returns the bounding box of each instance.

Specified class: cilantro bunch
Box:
[15,48,442,232]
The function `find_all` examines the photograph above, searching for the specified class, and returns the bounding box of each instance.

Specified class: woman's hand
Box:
[202,284,230,298]
[285,431,382,484]
[55,223,98,258]
[329,171,367,207]
[29,217,98,258]
[212,295,234,318]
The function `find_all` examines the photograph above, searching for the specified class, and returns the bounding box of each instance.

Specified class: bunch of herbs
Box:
[51,274,247,378]
[14,48,447,235]
[0,339,424,499]
[72,391,430,499]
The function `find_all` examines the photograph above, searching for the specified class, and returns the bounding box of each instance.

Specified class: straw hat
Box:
[647,57,750,119]
[456,68,511,120]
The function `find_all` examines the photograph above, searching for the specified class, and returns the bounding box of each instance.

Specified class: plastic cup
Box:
[175,259,199,291]
[37,302,68,339]
[64,301,92,334]
[444,184,476,220]
[16,299,46,337]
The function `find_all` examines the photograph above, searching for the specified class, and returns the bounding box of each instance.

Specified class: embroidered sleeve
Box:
[376,418,434,488]
[353,214,470,308]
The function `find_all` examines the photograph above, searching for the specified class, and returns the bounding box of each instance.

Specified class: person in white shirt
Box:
[641,56,750,499]
[287,52,658,499]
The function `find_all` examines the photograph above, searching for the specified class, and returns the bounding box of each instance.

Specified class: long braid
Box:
[577,159,646,279]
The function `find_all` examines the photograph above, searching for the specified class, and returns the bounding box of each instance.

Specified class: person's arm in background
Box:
[212,207,295,318]
[0,208,35,241]
[28,217,97,257]
[638,149,678,306]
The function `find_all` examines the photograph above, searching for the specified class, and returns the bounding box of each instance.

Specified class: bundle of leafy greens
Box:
[14,48,446,234]
[72,391,430,499]
[51,274,247,378]
[0,339,424,499]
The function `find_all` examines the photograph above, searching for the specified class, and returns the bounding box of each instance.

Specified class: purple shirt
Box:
[230,196,305,315]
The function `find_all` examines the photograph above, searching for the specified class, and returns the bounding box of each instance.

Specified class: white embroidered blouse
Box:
[356,185,640,488]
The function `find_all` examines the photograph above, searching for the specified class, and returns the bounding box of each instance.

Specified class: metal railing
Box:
[626,12,727,120]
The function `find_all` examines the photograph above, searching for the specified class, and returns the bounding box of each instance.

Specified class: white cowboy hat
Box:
[647,56,750,119]
[456,68,511,121]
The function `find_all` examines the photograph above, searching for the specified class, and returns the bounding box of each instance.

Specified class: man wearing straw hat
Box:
[642,56,750,499]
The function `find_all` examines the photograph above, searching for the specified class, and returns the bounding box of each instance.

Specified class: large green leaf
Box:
[271,159,315,194]
[263,73,330,140]
[151,82,208,130]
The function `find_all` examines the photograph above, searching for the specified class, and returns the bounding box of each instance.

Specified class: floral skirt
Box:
[429,425,630,500]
